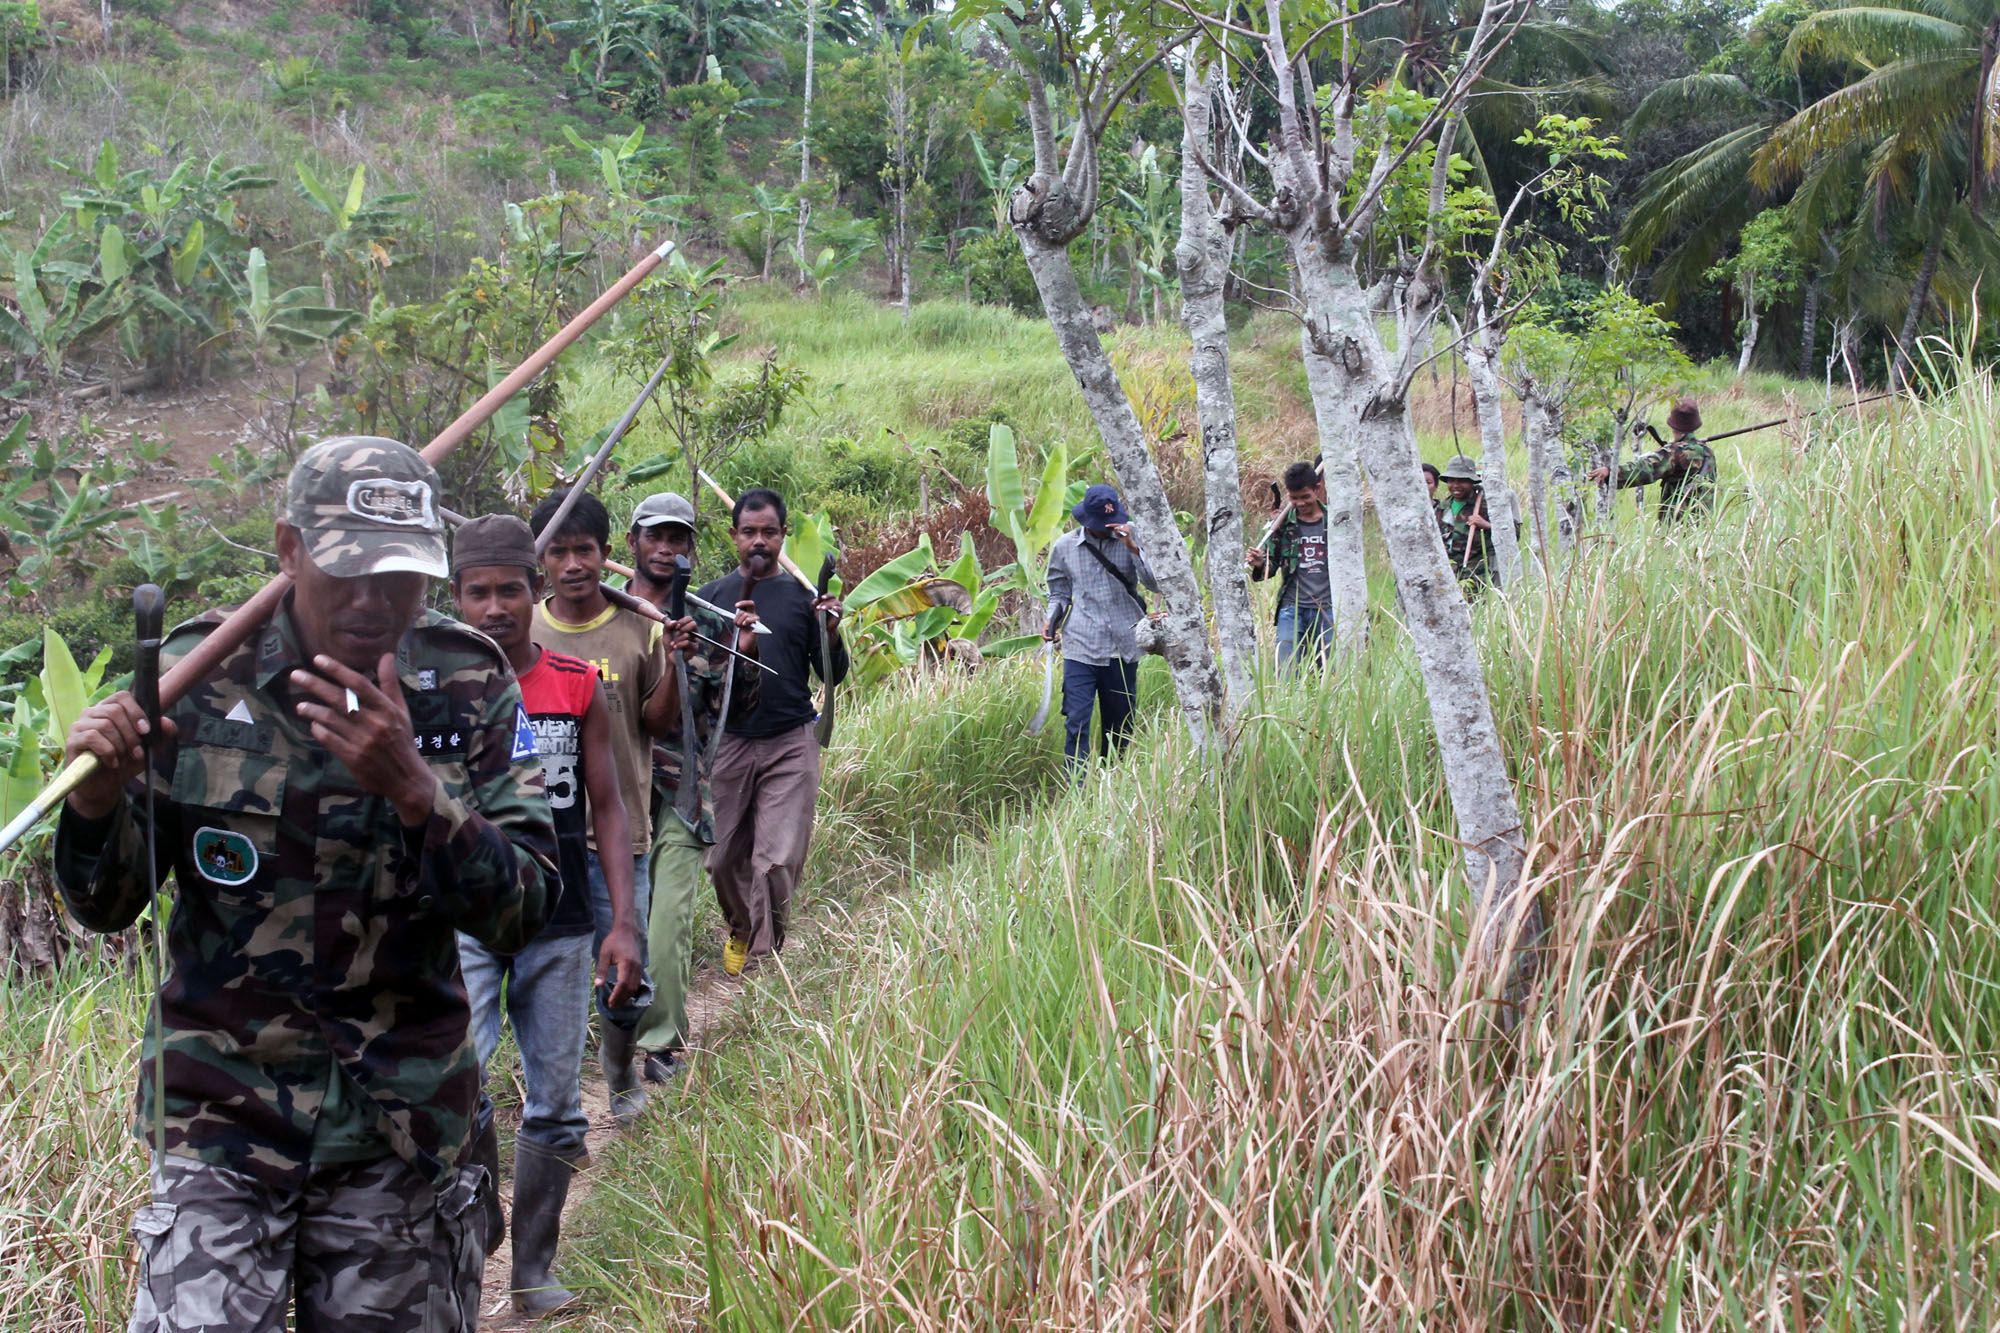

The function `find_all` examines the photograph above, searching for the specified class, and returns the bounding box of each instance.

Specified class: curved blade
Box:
[1026,641,1057,736]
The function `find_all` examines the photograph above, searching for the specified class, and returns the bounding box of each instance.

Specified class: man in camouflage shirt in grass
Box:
[1590,396,1718,522]
[53,436,555,1333]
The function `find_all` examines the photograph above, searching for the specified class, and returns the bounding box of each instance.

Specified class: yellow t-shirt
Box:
[531,600,664,854]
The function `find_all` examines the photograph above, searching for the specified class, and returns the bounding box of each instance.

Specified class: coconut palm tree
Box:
[1753,0,2000,381]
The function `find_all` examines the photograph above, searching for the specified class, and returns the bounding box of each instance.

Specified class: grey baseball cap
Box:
[630,492,696,530]
[283,436,448,578]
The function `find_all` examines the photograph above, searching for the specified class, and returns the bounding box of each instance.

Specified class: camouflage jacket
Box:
[650,603,760,844]
[1441,492,1493,580]
[1615,437,1716,521]
[51,600,555,1190]
[1251,511,1309,616]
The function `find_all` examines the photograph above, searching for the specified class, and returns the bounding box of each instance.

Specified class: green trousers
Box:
[634,816,706,1054]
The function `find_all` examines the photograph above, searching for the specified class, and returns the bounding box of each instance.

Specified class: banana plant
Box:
[840,529,1039,687]
[228,247,356,364]
[2,240,131,385]
[295,160,414,306]
[561,123,648,203]
[982,422,1069,600]
[0,628,116,868]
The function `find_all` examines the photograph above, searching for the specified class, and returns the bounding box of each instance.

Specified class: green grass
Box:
[566,362,1999,1327]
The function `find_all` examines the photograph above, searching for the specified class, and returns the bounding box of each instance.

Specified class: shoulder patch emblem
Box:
[510,703,538,762]
[193,827,259,887]
[417,668,437,691]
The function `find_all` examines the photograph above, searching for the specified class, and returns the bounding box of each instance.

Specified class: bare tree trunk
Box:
[1014,208,1224,749]
[795,0,817,290]
[1520,390,1575,563]
[1594,412,1621,526]
[1288,240,1372,657]
[1462,329,1526,586]
[1177,63,1253,721]
[1797,269,1821,379]
[1892,227,1944,387]
[1736,273,1759,375]
[888,51,913,319]
[1354,395,1531,936]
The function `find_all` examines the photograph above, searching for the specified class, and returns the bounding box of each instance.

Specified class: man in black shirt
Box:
[697,488,849,975]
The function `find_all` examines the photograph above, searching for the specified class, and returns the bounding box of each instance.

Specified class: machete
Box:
[665,554,702,829]
[1027,602,1069,737]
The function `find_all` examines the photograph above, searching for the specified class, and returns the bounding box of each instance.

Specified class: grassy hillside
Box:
[562,367,1997,1326]
[5,357,1988,1328]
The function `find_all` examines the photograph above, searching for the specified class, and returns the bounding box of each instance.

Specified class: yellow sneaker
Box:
[722,936,749,977]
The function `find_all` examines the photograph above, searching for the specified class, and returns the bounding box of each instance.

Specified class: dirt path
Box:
[476,950,748,1330]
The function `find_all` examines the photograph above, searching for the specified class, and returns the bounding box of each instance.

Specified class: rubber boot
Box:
[470,1107,505,1253]
[510,1141,577,1317]
[601,1022,647,1128]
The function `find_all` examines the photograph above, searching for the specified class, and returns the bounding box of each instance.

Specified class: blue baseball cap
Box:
[1072,483,1127,531]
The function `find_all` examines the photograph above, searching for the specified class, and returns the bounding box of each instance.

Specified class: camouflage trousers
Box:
[127,1152,487,1333]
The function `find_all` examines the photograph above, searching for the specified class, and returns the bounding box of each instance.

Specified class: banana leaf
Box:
[942,532,981,592]
[985,422,1023,520]
[958,586,999,641]
[981,633,1042,659]
[39,630,87,748]
[1020,435,1069,554]
[845,535,935,608]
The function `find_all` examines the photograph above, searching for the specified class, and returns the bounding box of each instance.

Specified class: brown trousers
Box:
[706,722,821,956]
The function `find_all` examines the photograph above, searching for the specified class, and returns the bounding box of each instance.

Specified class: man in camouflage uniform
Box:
[1438,454,1495,588]
[622,492,761,1082]
[54,436,555,1333]
[1590,396,1717,522]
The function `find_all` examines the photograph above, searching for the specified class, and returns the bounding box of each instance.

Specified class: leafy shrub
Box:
[821,433,920,504]
[959,231,1038,314]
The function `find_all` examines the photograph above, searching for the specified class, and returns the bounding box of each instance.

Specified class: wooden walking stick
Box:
[0,238,680,857]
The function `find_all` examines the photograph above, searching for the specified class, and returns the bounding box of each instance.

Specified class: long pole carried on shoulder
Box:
[0,238,681,858]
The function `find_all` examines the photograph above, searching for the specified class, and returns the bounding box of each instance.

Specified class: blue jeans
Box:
[1275,603,1331,668]
[458,929,592,1161]
[586,848,654,1027]
[1061,657,1140,776]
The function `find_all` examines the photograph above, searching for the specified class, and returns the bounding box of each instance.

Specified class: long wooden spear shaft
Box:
[1694,391,1900,445]
[0,238,679,858]
[532,351,674,559]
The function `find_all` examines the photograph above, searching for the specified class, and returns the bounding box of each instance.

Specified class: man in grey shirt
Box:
[1044,483,1157,777]
[1247,459,1332,667]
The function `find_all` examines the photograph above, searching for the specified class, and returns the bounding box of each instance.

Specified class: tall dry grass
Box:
[572,359,1997,1328]
[0,966,149,1330]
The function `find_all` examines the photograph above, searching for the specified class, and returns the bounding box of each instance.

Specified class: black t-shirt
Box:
[698,570,850,739]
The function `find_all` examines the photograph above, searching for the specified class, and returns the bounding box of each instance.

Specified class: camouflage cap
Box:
[283,436,449,579]
[451,513,537,577]
[1440,454,1481,482]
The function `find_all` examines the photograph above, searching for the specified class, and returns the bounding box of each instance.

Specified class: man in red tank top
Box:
[450,514,643,1317]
